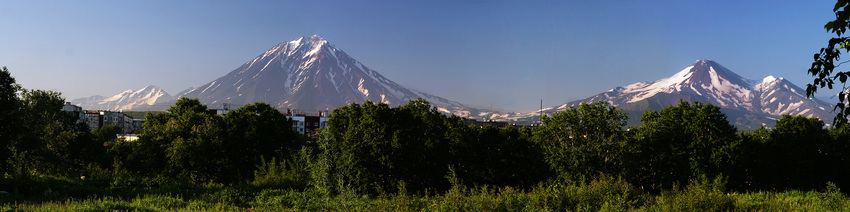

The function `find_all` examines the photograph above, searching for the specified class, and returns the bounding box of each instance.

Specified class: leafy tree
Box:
[158,98,225,182]
[92,125,121,143]
[114,98,303,184]
[115,98,226,182]
[733,126,771,191]
[0,67,107,176]
[328,101,400,194]
[17,90,70,173]
[63,123,107,170]
[532,101,629,181]
[628,101,739,191]
[828,122,850,189]
[168,97,208,114]
[0,84,105,176]
[0,66,20,173]
[754,115,841,190]
[322,99,456,194]
[223,102,301,182]
[110,112,171,176]
[807,0,850,126]
[393,99,457,192]
[456,125,548,188]
[164,114,225,182]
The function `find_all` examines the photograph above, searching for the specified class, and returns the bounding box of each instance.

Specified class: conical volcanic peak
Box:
[686,60,753,87]
[174,35,468,112]
[618,60,755,108]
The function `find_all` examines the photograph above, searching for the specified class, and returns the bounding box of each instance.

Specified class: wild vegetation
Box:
[3,66,850,211]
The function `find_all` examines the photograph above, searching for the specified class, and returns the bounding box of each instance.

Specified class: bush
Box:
[251,157,308,190]
[647,176,735,211]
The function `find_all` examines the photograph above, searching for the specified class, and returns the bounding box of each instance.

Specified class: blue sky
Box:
[0,0,840,111]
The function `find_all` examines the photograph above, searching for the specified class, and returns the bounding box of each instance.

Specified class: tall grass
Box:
[4,174,850,211]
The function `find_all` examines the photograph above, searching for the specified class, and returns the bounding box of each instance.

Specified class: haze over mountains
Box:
[71,36,834,129]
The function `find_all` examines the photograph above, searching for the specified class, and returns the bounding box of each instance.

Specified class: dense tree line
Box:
[0,66,105,178]
[110,98,303,183]
[0,67,305,186]
[318,100,547,194]
[318,99,850,195]
[3,66,850,197]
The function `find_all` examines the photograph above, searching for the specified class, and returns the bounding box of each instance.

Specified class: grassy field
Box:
[3,175,848,211]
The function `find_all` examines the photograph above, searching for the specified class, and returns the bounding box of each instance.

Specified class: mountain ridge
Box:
[71,85,172,111]
[547,60,834,129]
[68,39,832,130]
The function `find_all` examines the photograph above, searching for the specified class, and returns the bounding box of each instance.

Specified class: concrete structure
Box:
[131,118,145,132]
[120,113,133,133]
[207,103,230,116]
[61,102,85,124]
[288,115,306,134]
[84,110,135,134]
[84,111,102,131]
[284,109,329,134]
[207,109,229,115]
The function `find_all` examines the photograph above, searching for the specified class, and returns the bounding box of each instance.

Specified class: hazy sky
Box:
[0,0,840,111]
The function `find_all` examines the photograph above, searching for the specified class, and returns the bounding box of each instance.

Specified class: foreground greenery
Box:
[3,174,849,211]
[5,53,850,211]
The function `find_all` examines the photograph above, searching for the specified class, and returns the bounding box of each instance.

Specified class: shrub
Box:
[251,157,308,190]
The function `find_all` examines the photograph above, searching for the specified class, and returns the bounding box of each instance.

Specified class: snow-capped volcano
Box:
[549,60,834,129]
[72,85,171,111]
[754,75,832,119]
[175,35,468,111]
[619,60,756,110]
[73,35,499,119]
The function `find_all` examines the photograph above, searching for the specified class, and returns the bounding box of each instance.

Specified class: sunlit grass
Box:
[3,175,849,211]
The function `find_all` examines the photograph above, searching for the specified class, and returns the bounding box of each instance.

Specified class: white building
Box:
[284,109,329,134]
[288,116,306,134]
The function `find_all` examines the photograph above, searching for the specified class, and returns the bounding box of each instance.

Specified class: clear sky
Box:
[0,0,841,111]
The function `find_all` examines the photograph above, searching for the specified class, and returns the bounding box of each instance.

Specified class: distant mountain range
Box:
[72,85,171,111]
[535,60,835,129]
[72,35,494,117]
[70,36,835,130]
